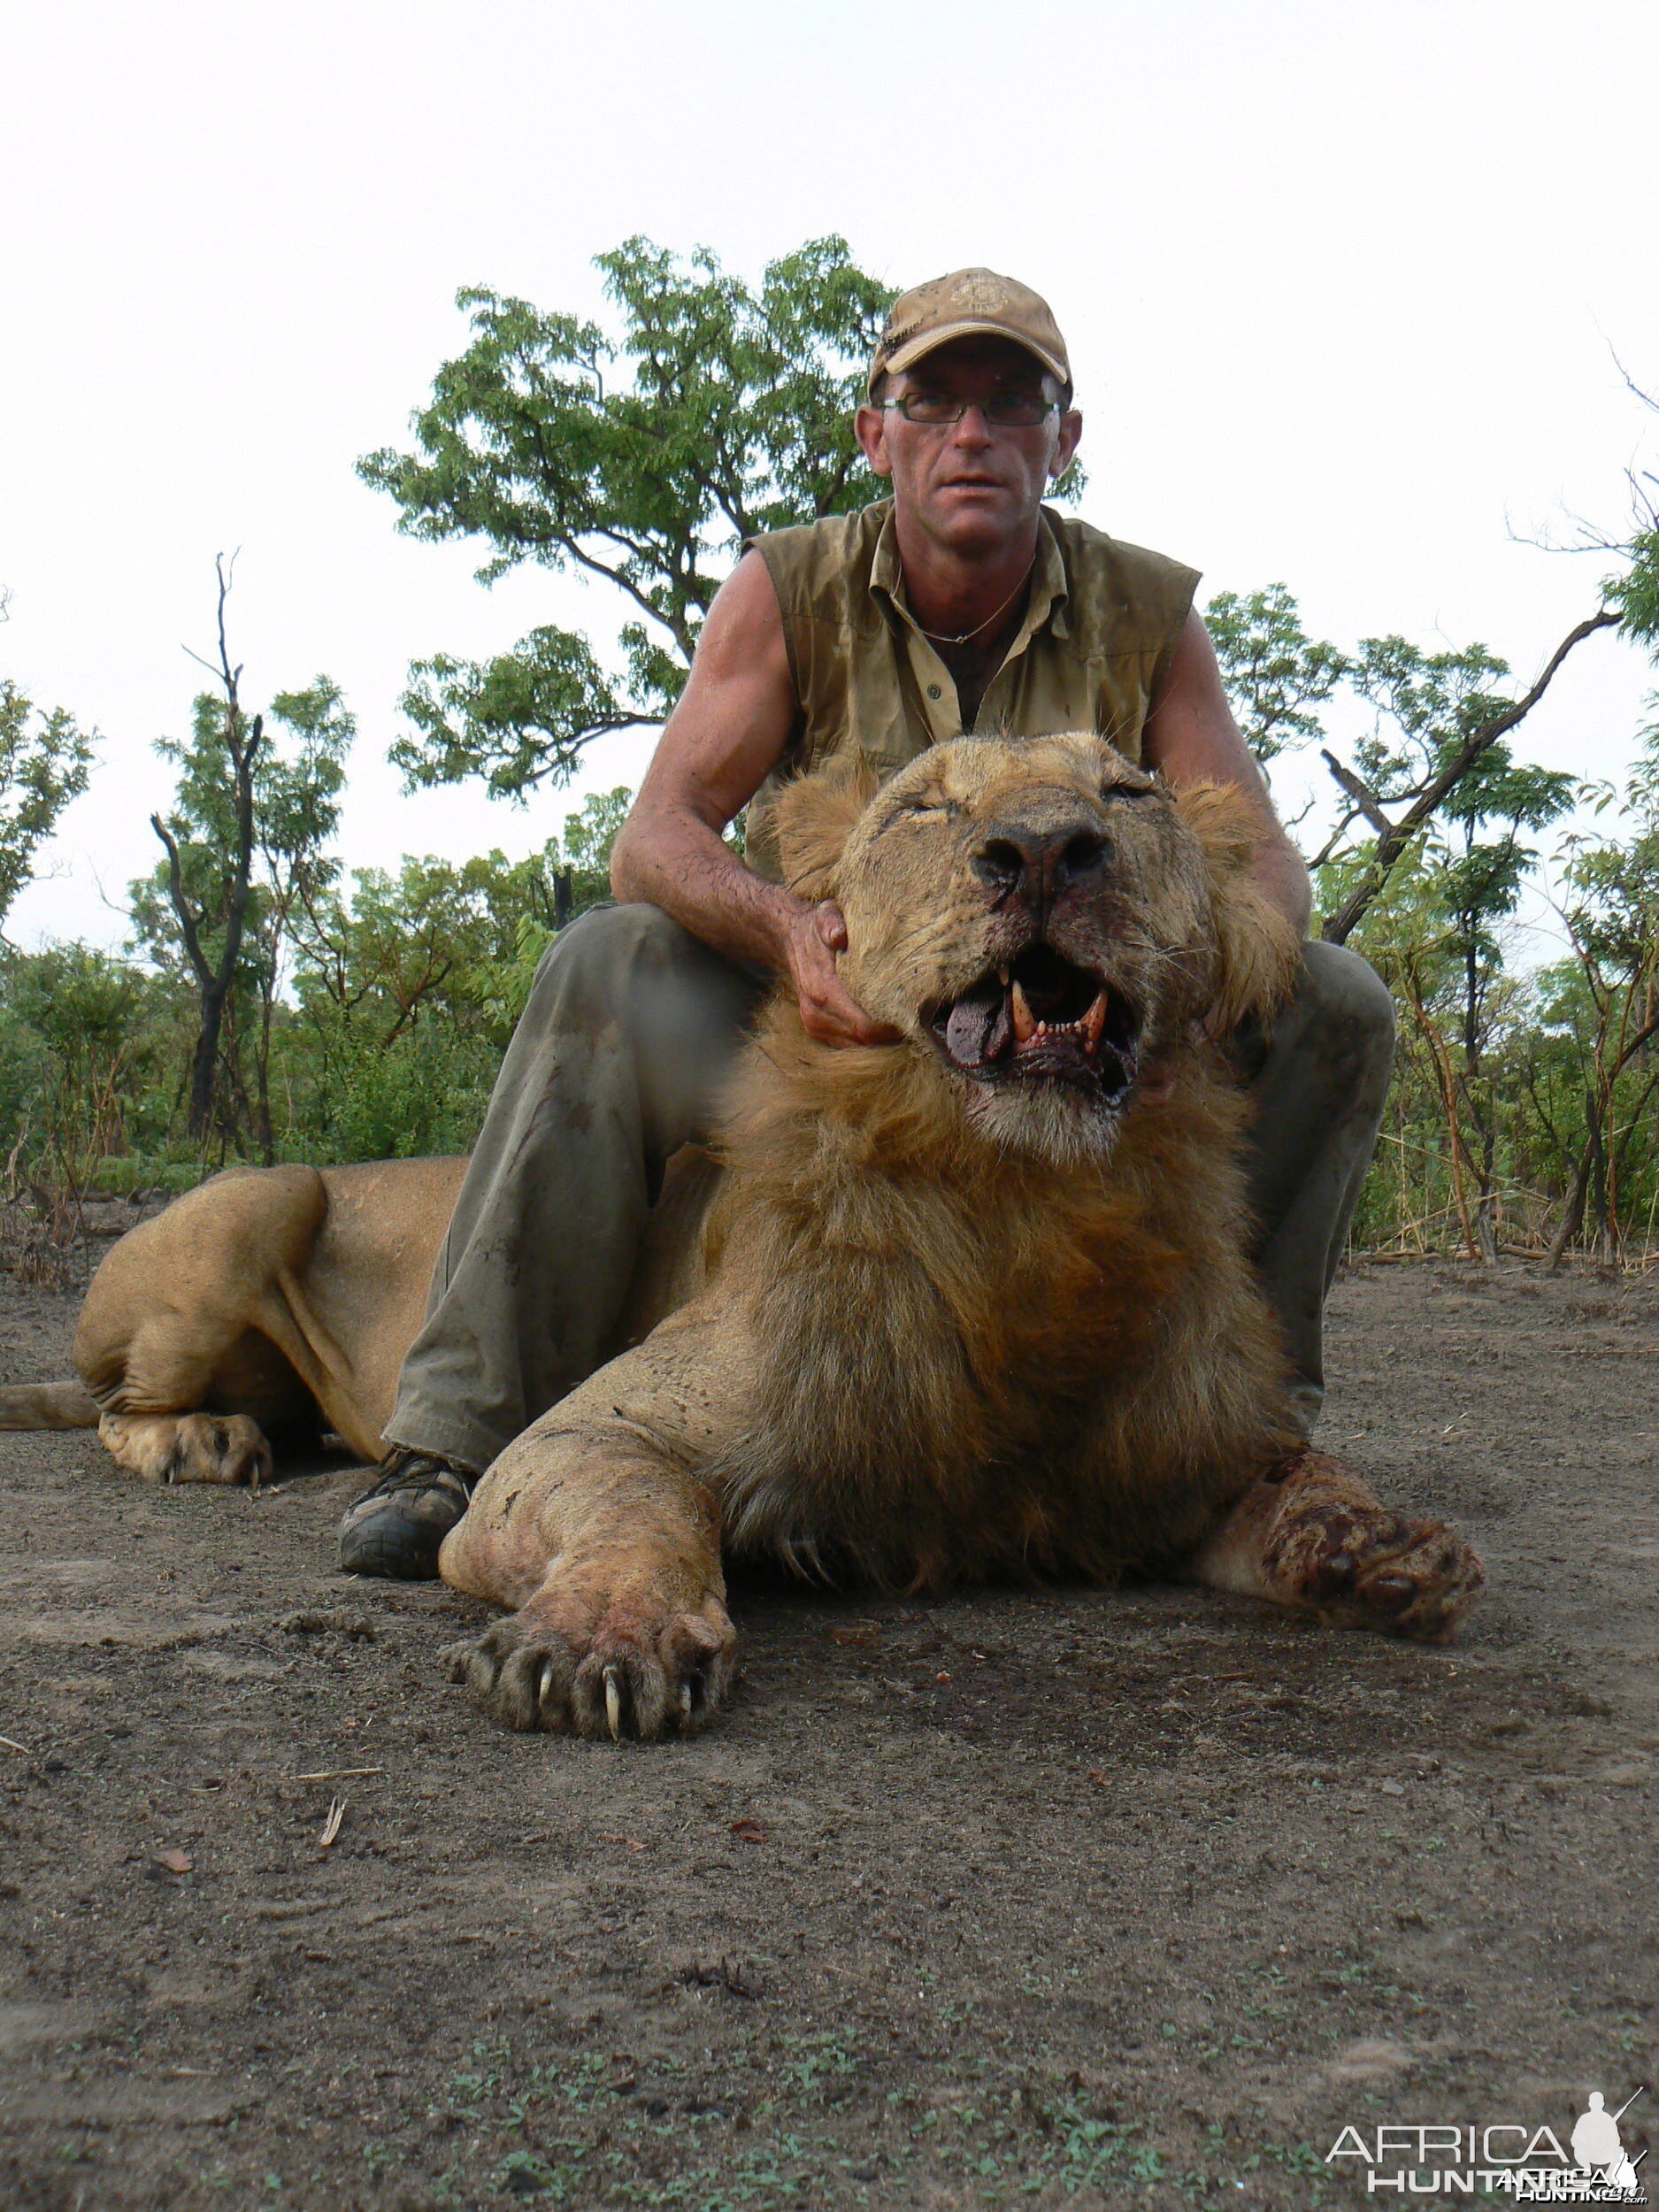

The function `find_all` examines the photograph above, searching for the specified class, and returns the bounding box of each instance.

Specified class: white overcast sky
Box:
[2,0,1656,952]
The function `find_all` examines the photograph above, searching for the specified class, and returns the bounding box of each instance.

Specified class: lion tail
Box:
[0,1380,101,1430]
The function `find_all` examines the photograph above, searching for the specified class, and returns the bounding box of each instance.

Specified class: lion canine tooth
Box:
[1010,979,1037,1042]
[1081,989,1109,1053]
[997,964,1010,987]
[604,1669,623,1741]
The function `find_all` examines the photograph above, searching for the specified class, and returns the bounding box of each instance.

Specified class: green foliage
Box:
[0,765,638,1199]
[133,672,354,1156]
[132,677,352,987]
[0,942,180,1191]
[547,785,633,913]
[283,785,633,1162]
[360,235,898,797]
[1436,741,1578,1007]
[398,630,637,803]
[1326,726,1659,1262]
[6,499,1657,1270]
[1614,518,1659,646]
[1344,634,1514,803]
[1333,737,1578,1259]
[305,1018,500,1165]
[1600,376,1659,648]
[0,679,95,931]
[1204,584,1347,763]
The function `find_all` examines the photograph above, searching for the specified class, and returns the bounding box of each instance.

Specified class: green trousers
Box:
[385,905,1395,1476]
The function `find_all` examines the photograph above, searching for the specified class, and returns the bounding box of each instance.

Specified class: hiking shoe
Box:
[337,1449,478,1580]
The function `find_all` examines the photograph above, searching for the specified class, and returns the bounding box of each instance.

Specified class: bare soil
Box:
[1,1260,1656,2211]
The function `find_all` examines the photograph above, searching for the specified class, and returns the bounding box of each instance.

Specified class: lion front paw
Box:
[1291,1504,1486,1645]
[440,1583,738,1741]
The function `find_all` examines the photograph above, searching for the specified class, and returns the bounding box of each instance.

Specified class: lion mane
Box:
[696,732,1304,1591]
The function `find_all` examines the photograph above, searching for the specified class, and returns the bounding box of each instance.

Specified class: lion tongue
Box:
[944,993,999,1067]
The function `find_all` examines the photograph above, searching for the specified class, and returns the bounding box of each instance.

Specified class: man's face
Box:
[855,335,1084,560]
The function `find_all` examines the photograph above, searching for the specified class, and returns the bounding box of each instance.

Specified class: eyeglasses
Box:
[882,391,1058,429]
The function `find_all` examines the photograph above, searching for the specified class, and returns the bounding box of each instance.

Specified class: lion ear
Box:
[1171,781,1302,1031]
[771,757,879,903]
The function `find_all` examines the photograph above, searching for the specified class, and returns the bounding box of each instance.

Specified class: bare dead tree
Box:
[1318,608,1619,944]
[150,555,265,1141]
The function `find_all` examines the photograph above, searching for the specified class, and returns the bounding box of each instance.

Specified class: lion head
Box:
[771,733,1300,1164]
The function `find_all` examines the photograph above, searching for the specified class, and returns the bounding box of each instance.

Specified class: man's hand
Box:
[785,901,902,1048]
[611,553,900,1049]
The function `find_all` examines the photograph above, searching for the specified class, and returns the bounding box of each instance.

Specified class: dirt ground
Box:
[1,1258,1655,2211]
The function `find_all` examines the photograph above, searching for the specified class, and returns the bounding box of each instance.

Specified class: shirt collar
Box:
[869,502,1071,644]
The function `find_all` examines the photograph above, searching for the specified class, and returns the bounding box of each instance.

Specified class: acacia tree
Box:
[358,236,900,799]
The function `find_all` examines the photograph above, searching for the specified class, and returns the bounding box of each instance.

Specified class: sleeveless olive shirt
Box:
[744,499,1200,881]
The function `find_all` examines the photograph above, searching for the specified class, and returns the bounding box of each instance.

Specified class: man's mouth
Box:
[926,944,1141,1103]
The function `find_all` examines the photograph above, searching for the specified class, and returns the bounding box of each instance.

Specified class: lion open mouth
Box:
[927,944,1141,1104]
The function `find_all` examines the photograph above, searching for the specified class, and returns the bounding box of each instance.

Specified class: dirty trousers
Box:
[385,904,1395,1478]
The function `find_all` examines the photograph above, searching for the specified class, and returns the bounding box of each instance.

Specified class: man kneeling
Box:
[341,266,1395,1581]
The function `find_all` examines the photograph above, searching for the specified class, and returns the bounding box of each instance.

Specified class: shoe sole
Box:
[337,1521,447,1580]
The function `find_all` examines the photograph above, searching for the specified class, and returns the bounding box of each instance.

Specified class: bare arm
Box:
[610,551,895,1047]
[1143,610,1312,936]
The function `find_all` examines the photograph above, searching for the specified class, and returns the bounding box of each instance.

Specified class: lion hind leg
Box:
[98,1410,273,1491]
[1186,1447,1485,1645]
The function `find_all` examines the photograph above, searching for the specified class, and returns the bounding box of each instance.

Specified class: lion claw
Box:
[442,1593,740,1740]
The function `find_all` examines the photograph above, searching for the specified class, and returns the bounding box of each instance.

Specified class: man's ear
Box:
[772,757,879,904]
[1171,782,1302,1032]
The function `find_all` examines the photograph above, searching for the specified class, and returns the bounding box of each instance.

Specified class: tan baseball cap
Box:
[867,267,1071,398]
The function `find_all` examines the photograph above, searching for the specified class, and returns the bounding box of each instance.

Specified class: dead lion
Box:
[439,733,1483,1738]
[0,1156,469,1484]
[0,733,1484,1732]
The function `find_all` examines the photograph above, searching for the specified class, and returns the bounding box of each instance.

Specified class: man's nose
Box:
[949,403,995,447]
[971,818,1112,913]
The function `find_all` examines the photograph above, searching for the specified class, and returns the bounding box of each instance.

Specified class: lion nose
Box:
[971,820,1111,912]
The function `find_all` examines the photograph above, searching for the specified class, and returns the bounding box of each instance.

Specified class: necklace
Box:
[913,553,1036,648]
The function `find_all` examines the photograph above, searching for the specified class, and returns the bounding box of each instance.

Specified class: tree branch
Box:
[1320,749,1393,837]
[149,814,214,989]
[1321,609,1618,946]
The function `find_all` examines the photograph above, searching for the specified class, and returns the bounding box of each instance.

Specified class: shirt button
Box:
[926,683,941,700]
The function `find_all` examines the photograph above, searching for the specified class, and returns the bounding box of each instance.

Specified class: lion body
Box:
[3,733,1484,1728]
[442,735,1481,1742]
